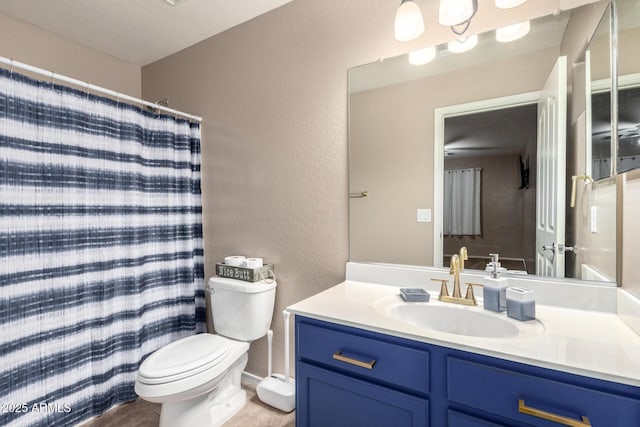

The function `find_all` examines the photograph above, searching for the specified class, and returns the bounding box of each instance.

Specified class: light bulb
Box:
[447,34,478,53]
[439,0,475,26]
[409,47,437,65]
[395,0,425,42]
[495,0,528,9]
[496,21,530,43]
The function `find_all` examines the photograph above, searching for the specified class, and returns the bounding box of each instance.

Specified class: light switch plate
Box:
[417,209,431,223]
[591,206,597,233]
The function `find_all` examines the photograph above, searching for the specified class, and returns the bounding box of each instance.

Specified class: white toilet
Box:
[135,277,277,427]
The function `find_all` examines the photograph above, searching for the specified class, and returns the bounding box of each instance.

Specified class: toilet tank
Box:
[208,277,276,341]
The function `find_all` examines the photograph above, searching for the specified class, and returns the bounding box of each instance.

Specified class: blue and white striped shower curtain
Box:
[0,68,206,426]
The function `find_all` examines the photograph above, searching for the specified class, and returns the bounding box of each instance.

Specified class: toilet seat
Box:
[135,334,250,403]
[138,334,231,384]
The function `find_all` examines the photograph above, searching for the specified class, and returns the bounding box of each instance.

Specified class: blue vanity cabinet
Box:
[295,317,430,426]
[295,316,640,427]
[447,357,640,426]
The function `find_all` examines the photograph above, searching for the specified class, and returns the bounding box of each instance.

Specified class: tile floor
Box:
[85,382,295,427]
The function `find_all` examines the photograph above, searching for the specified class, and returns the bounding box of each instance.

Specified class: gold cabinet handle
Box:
[332,351,376,370]
[518,399,591,426]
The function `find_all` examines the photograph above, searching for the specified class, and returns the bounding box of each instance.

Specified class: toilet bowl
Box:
[135,277,276,427]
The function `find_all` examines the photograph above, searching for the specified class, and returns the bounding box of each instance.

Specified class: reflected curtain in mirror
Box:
[444,168,481,236]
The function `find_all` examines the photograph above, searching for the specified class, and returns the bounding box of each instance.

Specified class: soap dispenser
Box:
[483,253,508,312]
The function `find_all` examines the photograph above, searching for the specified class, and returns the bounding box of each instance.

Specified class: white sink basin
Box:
[389,303,530,338]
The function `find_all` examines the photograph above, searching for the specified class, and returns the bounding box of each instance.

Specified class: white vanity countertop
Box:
[288,280,640,388]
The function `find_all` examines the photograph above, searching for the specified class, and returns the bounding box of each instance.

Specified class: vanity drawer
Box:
[297,319,429,395]
[447,357,640,426]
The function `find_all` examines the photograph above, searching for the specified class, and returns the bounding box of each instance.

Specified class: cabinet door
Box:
[448,410,505,426]
[297,362,428,427]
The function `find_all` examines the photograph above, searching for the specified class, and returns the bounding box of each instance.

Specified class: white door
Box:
[536,56,567,277]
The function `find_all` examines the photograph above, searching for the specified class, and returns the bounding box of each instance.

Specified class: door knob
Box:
[542,243,576,255]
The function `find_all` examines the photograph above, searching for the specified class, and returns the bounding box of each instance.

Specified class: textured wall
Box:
[0,13,141,96]
[623,175,640,297]
[142,0,599,378]
[619,3,640,297]
[562,1,615,281]
[619,27,640,76]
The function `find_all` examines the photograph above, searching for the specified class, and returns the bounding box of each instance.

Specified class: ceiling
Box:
[0,0,294,66]
[444,104,538,158]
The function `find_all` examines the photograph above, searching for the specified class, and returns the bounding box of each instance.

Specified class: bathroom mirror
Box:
[588,6,613,180]
[616,0,640,175]
[348,2,617,285]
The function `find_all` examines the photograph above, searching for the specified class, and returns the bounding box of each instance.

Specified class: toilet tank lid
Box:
[208,276,277,293]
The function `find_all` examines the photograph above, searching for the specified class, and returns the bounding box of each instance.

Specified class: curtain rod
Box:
[0,56,202,122]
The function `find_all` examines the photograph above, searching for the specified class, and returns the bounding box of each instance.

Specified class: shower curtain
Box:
[444,168,482,236]
[0,68,205,426]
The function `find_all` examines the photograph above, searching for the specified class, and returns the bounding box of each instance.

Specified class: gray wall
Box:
[0,13,141,96]
[619,8,640,297]
[562,1,616,281]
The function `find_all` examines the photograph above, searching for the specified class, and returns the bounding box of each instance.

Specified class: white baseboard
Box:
[241,371,264,386]
[242,371,296,386]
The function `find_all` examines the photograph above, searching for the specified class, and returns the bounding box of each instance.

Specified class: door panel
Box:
[536,56,567,277]
[296,362,429,427]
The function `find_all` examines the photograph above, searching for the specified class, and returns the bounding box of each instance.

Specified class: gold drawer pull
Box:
[518,399,591,426]
[332,351,376,370]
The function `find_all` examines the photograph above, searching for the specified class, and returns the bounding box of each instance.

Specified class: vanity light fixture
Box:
[495,0,528,9]
[409,46,437,65]
[439,0,478,36]
[496,20,530,42]
[394,0,425,42]
[447,34,478,53]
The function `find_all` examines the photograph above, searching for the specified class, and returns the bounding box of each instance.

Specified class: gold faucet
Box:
[431,253,481,306]
[459,246,468,271]
[450,254,462,298]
